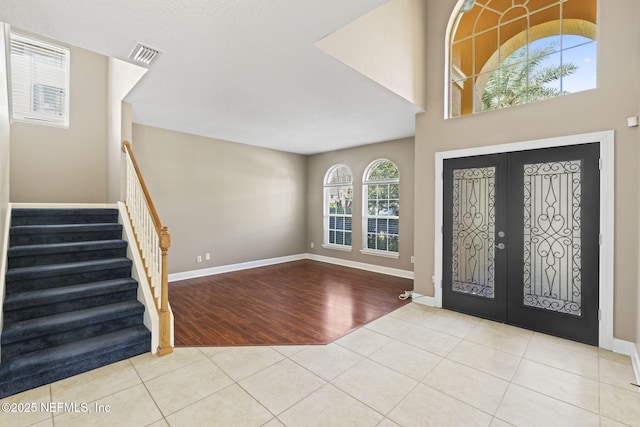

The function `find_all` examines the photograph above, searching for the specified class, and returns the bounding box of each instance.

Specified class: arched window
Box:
[323,165,353,249]
[362,159,399,256]
[448,0,597,117]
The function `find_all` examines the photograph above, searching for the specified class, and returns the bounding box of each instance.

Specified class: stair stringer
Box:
[117,201,172,353]
[0,203,12,364]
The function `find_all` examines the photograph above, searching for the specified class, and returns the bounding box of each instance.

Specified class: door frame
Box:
[433,130,615,349]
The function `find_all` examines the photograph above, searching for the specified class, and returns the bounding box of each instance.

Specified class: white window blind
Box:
[10,33,70,127]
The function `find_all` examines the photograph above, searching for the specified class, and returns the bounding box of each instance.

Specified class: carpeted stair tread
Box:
[10,208,119,226]
[8,240,128,268]
[5,258,132,281]
[1,300,145,345]
[9,240,127,256]
[0,325,150,381]
[3,278,138,314]
[10,223,123,246]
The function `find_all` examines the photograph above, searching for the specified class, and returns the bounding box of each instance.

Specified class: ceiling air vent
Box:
[128,43,161,66]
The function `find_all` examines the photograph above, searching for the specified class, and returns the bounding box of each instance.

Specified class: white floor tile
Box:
[370,340,442,381]
[332,359,417,415]
[239,358,326,415]
[145,358,233,416]
[50,360,140,404]
[423,358,509,414]
[495,384,599,427]
[279,384,384,427]
[209,346,284,381]
[388,383,492,427]
[166,384,272,427]
[512,359,600,411]
[52,384,162,427]
[335,327,393,356]
[447,340,521,381]
[290,343,363,380]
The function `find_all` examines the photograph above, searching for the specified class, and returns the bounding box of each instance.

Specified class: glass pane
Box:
[451,38,473,78]
[367,160,399,181]
[336,217,344,230]
[378,201,389,216]
[336,231,344,245]
[377,235,388,251]
[389,184,399,199]
[529,7,561,44]
[561,41,597,93]
[344,217,352,232]
[328,166,352,184]
[368,201,377,216]
[345,232,352,246]
[367,234,376,250]
[329,216,336,229]
[451,167,496,299]
[389,200,399,216]
[328,185,352,216]
[377,218,388,233]
[388,235,399,253]
[389,219,399,235]
[379,184,389,199]
[474,28,499,92]
[368,185,378,200]
[329,231,336,244]
[529,50,561,102]
[498,17,527,49]
[523,160,582,316]
[367,218,376,233]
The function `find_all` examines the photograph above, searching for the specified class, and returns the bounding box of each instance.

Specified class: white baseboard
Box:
[169,252,415,282]
[410,292,436,307]
[306,253,414,279]
[612,339,640,390]
[169,254,307,282]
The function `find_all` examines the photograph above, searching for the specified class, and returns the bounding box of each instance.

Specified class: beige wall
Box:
[10,37,108,203]
[132,124,307,274]
[306,138,415,272]
[107,58,146,203]
[416,0,640,342]
[0,24,10,239]
[316,0,427,110]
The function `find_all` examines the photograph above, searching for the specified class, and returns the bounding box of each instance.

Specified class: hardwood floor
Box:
[169,259,413,346]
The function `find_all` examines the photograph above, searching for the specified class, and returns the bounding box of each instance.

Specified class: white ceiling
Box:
[0,0,422,155]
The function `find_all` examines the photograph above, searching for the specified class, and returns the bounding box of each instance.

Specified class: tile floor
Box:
[1,303,639,427]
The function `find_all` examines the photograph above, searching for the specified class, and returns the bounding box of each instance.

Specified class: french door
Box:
[442,143,600,345]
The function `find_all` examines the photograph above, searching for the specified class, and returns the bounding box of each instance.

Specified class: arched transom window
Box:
[448,0,597,117]
[362,159,399,256]
[323,165,353,249]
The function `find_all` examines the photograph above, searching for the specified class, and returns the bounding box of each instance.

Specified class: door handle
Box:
[495,243,506,250]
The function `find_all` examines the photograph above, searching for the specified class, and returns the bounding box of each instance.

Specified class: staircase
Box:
[0,208,151,398]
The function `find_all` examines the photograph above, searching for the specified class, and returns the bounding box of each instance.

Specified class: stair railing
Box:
[121,141,173,356]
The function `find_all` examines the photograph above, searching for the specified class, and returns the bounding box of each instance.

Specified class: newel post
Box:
[157,226,173,356]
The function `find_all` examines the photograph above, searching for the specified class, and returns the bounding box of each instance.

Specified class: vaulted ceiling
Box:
[0,0,424,154]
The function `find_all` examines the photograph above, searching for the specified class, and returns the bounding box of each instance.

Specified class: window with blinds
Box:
[323,164,354,250]
[10,33,70,127]
[362,159,400,257]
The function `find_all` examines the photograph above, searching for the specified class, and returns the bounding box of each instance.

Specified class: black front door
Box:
[442,143,600,345]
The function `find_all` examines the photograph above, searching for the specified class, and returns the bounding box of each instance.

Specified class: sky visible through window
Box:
[523,35,596,93]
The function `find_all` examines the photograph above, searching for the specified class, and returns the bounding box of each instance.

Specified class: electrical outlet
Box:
[310,242,314,248]
[410,256,415,264]
[205,253,211,261]
[196,255,202,263]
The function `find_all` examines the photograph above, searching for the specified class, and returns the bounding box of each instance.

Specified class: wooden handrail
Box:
[122,141,162,234]
[121,140,173,356]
